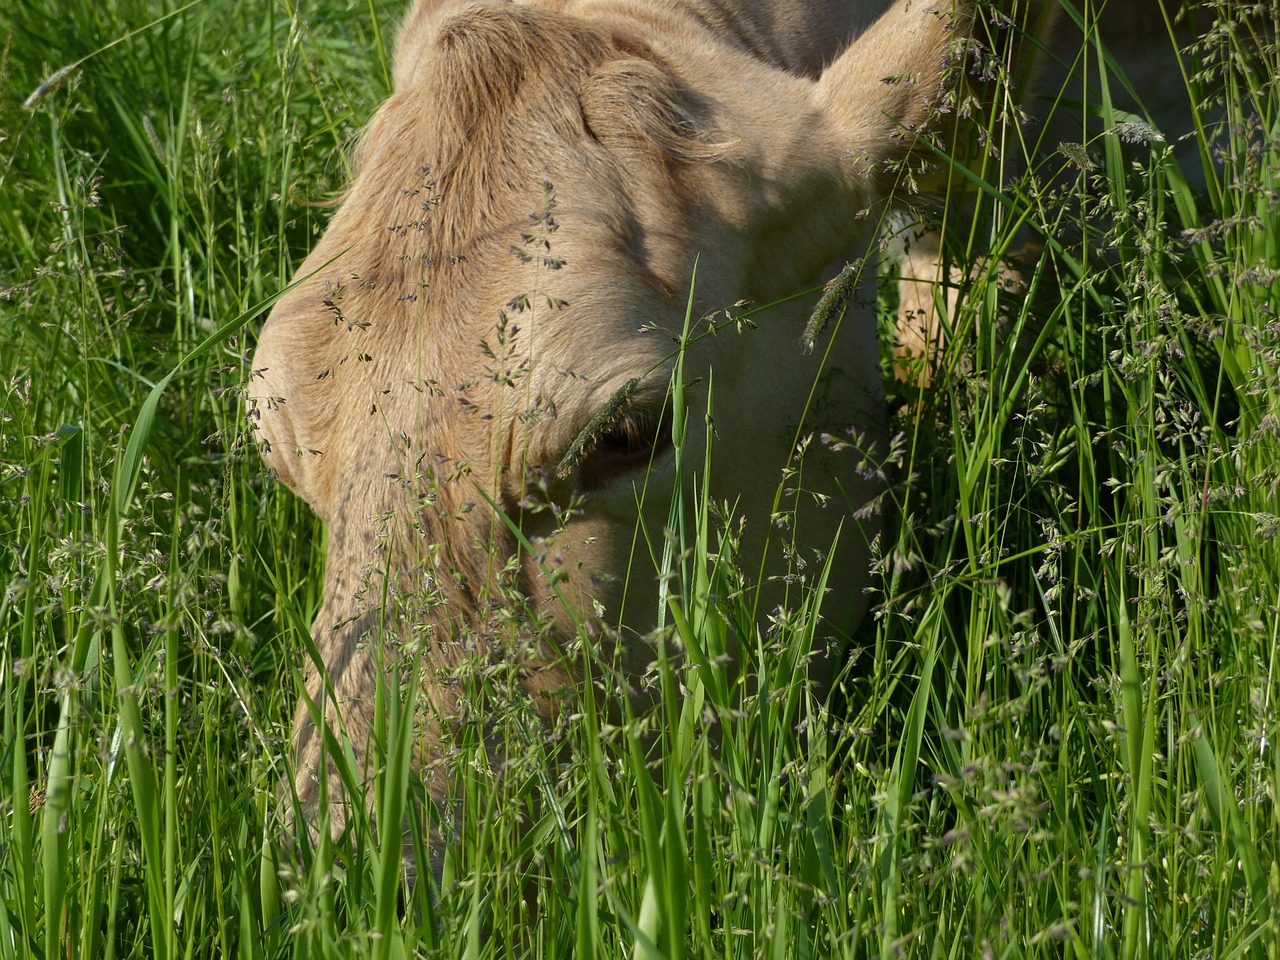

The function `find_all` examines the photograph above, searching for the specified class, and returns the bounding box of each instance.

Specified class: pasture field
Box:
[3,1,1280,957]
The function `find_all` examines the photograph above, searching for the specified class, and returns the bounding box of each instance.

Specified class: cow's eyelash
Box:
[579,405,674,490]
[598,408,665,450]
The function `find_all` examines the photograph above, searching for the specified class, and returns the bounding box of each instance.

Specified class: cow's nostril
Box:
[579,405,674,491]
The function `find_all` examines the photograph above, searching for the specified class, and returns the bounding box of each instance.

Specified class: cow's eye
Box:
[579,406,674,491]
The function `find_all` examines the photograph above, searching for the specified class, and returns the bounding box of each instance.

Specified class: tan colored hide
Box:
[249,0,967,858]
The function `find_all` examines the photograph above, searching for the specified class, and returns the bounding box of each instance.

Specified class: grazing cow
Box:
[248,0,967,859]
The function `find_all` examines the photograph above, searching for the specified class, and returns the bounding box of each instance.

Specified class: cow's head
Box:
[249,0,965,825]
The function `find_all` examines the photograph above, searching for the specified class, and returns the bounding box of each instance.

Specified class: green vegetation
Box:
[3,0,1279,956]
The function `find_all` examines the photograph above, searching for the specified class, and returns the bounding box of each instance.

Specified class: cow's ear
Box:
[815,0,970,173]
[392,0,480,91]
[579,57,726,162]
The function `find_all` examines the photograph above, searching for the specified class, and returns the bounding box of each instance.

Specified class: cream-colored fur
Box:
[249,0,966,857]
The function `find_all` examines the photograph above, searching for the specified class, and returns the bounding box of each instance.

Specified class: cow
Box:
[248,0,969,866]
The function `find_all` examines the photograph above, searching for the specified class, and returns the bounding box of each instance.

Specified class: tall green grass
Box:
[2,0,1279,957]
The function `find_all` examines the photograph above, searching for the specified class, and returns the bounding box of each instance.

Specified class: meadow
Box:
[2,0,1279,957]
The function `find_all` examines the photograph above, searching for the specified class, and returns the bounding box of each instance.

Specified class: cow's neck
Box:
[533,0,894,78]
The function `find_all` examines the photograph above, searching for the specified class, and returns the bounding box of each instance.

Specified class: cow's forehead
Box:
[326,92,698,407]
